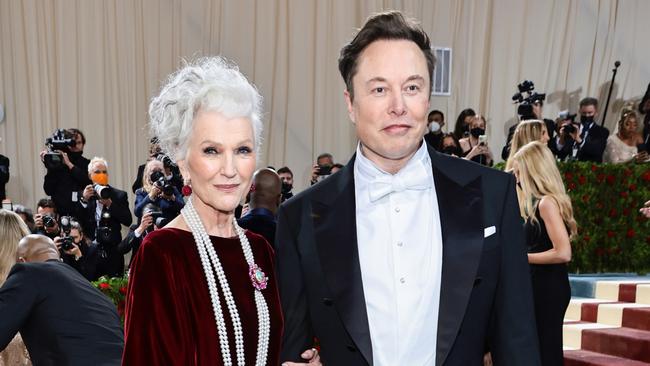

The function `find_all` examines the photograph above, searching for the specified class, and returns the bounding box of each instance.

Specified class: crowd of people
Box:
[0,9,649,366]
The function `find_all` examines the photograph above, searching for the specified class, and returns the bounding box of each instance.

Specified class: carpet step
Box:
[564,349,650,366]
[581,326,650,363]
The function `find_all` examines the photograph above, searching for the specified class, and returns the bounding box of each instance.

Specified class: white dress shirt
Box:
[354,142,443,366]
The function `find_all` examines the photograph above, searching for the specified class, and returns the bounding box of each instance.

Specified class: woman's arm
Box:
[528,196,572,264]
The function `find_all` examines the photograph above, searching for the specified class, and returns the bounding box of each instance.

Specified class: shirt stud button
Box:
[397,241,403,247]
[400,277,406,284]
[395,207,400,213]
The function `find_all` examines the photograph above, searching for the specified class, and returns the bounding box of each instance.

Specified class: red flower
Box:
[583,235,591,242]
[591,164,598,172]
[643,171,650,182]
[630,184,637,191]
[565,172,574,181]
[620,191,629,199]
[582,194,590,203]
[99,283,111,290]
[568,182,576,190]
[606,175,616,185]
[119,287,127,295]
[627,229,636,238]
[624,168,633,177]
[609,208,618,218]
[607,230,616,238]
[578,175,587,185]
[597,173,605,183]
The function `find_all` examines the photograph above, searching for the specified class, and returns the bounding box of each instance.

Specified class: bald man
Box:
[238,168,282,247]
[0,234,123,365]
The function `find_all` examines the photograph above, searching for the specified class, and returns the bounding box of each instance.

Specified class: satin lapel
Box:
[429,148,484,366]
[312,157,373,365]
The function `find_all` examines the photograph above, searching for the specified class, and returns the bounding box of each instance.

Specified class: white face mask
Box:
[429,121,441,133]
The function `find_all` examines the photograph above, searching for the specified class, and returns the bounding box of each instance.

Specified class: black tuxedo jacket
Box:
[0,260,123,365]
[577,123,609,163]
[276,145,540,366]
[78,187,132,243]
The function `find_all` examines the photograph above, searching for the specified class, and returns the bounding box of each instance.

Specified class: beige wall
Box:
[1,0,649,210]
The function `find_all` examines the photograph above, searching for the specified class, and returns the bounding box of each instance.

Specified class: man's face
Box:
[344,39,430,170]
[317,156,333,167]
[278,172,293,186]
[70,229,82,244]
[69,133,84,153]
[580,105,597,119]
[37,207,55,216]
[428,113,444,128]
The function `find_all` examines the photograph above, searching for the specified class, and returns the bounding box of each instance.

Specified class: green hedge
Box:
[558,162,650,273]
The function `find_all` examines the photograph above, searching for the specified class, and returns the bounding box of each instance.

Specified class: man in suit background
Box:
[78,157,132,279]
[0,234,123,365]
[278,11,540,366]
[238,168,282,248]
[574,97,610,162]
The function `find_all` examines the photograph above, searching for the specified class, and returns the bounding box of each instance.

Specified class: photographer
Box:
[460,115,493,166]
[33,198,60,238]
[277,166,294,202]
[549,112,580,161]
[573,97,610,162]
[78,157,132,279]
[0,153,8,200]
[310,153,335,185]
[134,159,184,222]
[53,220,92,278]
[118,204,168,268]
[41,128,92,217]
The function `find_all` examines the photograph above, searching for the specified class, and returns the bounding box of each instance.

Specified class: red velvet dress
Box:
[122,227,283,365]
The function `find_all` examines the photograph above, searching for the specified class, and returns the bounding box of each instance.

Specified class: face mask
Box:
[281,182,293,194]
[581,115,594,124]
[68,151,82,158]
[429,122,441,133]
[442,146,457,156]
[470,128,485,138]
[91,173,109,186]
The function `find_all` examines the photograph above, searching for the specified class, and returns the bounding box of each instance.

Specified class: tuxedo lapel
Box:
[429,148,485,366]
[311,156,373,365]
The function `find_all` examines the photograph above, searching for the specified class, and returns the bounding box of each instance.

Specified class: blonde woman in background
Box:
[505,119,550,171]
[0,209,31,366]
[511,142,577,366]
[603,108,649,164]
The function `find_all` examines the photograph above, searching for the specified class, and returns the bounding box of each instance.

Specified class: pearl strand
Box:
[181,196,270,366]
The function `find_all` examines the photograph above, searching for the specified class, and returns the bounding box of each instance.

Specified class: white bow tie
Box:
[368,163,432,202]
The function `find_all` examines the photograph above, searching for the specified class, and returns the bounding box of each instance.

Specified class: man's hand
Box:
[83,184,95,201]
[100,197,112,208]
[65,242,82,258]
[56,150,74,170]
[39,150,47,163]
[53,236,62,250]
[640,200,650,218]
[34,214,43,229]
[282,348,321,366]
[138,211,154,233]
[310,164,320,183]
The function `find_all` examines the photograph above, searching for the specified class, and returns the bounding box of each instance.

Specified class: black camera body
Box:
[316,165,332,176]
[96,211,113,246]
[150,171,174,196]
[42,214,57,229]
[43,129,75,170]
[60,236,74,251]
[512,80,546,120]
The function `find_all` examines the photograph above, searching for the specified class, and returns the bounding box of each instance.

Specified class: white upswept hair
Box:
[88,156,108,173]
[148,57,263,162]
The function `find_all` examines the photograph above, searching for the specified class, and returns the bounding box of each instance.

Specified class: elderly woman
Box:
[603,108,648,164]
[0,209,31,366]
[133,158,184,221]
[123,58,319,366]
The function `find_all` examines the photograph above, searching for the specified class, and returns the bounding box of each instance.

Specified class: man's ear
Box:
[344,89,356,124]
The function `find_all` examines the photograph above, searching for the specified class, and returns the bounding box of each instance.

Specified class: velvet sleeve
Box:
[122,231,193,366]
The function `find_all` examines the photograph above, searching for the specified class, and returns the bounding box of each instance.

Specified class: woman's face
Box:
[471,116,485,129]
[70,228,83,244]
[623,116,638,135]
[540,126,550,144]
[146,160,164,184]
[442,136,457,149]
[178,110,256,214]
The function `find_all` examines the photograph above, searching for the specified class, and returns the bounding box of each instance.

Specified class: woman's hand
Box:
[282,348,321,365]
[148,185,162,200]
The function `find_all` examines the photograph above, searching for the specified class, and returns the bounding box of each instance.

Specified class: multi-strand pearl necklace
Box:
[181,196,270,366]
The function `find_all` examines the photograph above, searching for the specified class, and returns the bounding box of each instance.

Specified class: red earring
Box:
[182,181,192,196]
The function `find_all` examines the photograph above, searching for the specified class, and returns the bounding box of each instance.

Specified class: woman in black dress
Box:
[511,141,577,366]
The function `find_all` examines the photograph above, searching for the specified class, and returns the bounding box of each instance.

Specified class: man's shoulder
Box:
[433,152,511,185]
[8,261,80,283]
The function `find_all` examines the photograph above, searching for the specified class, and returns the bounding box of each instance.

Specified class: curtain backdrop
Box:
[1,0,649,210]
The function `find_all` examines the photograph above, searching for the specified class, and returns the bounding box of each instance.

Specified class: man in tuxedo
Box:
[277,11,540,366]
[78,157,132,279]
[0,234,123,365]
[574,97,609,162]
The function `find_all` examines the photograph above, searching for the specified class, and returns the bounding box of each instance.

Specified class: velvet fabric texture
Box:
[123,227,283,365]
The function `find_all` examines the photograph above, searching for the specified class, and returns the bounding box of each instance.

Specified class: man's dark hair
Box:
[332,163,344,169]
[317,153,333,162]
[579,97,599,109]
[338,11,435,101]
[429,110,444,120]
[277,167,293,177]
[67,128,86,145]
[36,198,56,212]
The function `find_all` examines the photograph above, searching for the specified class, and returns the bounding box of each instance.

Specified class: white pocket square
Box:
[484,226,496,238]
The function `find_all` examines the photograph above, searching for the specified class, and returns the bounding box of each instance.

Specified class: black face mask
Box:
[442,146,457,156]
[68,151,83,159]
[281,182,293,194]
[470,128,485,138]
[581,115,595,125]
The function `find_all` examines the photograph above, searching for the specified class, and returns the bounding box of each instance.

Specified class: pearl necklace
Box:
[181,196,270,366]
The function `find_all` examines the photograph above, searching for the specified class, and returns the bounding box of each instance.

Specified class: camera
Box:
[512,80,546,120]
[60,236,74,251]
[316,165,332,176]
[59,216,75,251]
[42,214,57,229]
[96,211,112,246]
[43,129,75,170]
[150,171,174,196]
[155,153,176,170]
[93,183,113,200]
[155,217,170,228]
